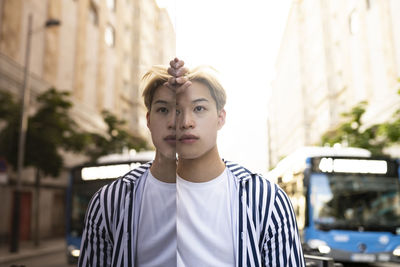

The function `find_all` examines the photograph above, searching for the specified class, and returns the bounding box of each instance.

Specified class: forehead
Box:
[152,85,176,104]
[177,81,214,104]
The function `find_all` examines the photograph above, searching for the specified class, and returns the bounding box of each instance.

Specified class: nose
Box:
[178,110,195,130]
[167,109,176,130]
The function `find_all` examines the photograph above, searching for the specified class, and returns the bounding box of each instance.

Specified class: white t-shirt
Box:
[136,171,176,267]
[177,168,235,267]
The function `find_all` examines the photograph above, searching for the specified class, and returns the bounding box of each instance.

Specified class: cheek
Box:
[148,116,160,134]
[202,119,219,136]
[150,127,163,147]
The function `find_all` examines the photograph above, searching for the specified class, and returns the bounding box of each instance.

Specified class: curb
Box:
[0,243,65,265]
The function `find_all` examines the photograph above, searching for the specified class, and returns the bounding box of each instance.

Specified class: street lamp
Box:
[10,14,61,253]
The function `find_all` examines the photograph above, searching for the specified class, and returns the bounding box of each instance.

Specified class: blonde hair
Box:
[186,66,227,111]
[141,65,227,111]
[141,65,169,111]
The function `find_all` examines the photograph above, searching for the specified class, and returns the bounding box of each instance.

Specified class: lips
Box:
[164,135,176,145]
[178,134,199,144]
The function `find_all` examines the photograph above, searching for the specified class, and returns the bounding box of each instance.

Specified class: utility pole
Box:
[10,14,60,253]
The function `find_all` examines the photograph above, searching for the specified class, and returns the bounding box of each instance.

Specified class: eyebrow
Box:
[192,98,209,104]
[153,99,174,105]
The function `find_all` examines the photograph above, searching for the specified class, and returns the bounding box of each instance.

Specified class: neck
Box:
[150,151,176,183]
[177,145,225,183]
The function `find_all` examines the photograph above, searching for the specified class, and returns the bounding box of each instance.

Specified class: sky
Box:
[157,0,292,174]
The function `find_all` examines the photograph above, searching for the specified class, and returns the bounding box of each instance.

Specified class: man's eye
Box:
[157,107,168,113]
[176,109,181,115]
[194,106,205,112]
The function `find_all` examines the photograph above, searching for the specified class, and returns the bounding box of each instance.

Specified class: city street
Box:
[0,250,70,267]
[2,251,400,267]
[0,0,400,267]
[344,263,399,267]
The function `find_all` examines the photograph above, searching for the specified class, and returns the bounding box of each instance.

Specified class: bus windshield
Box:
[310,173,400,232]
[69,180,111,237]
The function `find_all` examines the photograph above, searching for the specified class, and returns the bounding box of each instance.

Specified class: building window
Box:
[106,0,116,11]
[124,52,129,63]
[105,24,115,47]
[349,10,360,35]
[366,0,371,10]
[89,3,99,26]
[123,81,130,91]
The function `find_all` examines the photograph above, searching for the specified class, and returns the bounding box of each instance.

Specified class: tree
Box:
[26,88,90,176]
[0,88,148,245]
[0,88,89,175]
[1,88,148,173]
[321,86,400,155]
[0,88,90,246]
[85,110,148,162]
[0,91,21,168]
[379,88,400,145]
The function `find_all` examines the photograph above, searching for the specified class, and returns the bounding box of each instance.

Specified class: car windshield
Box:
[310,173,400,232]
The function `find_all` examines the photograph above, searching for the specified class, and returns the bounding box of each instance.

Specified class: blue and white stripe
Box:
[226,161,305,267]
[79,161,304,267]
[78,162,151,267]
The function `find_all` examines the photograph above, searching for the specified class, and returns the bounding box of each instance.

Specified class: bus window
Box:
[310,173,400,232]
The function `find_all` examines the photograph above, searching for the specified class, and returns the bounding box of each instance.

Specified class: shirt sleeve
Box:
[263,186,305,267]
[78,190,112,267]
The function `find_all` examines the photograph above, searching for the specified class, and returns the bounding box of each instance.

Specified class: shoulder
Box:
[89,161,152,206]
[225,160,288,204]
[225,159,276,188]
[121,161,152,183]
[85,162,152,229]
[108,161,151,187]
[225,160,256,181]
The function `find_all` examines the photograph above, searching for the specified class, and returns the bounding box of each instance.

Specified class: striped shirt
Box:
[226,161,305,267]
[78,161,305,267]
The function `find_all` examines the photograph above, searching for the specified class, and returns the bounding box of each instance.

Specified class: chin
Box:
[177,151,203,160]
[156,148,176,160]
[165,151,177,160]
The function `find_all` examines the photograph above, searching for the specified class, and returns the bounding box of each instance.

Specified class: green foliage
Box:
[0,88,90,176]
[0,91,19,120]
[25,88,90,176]
[85,110,148,162]
[0,88,148,177]
[321,88,400,155]
[0,91,21,168]
[378,89,400,144]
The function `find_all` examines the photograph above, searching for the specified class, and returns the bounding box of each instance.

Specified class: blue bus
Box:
[65,151,154,264]
[267,146,400,264]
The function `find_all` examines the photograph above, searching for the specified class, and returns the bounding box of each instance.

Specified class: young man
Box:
[78,64,187,267]
[174,63,305,266]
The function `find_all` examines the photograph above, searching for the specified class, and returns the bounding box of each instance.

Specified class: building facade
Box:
[269,0,400,167]
[0,0,175,245]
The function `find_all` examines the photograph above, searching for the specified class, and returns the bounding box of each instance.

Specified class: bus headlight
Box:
[308,239,331,254]
[68,245,80,258]
[71,249,80,257]
[318,245,331,254]
[393,245,400,257]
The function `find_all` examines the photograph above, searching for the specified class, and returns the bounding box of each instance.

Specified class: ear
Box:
[217,109,226,130]
[146,111,150,128]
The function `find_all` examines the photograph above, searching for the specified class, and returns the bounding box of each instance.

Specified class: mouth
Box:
[178,134,199,144]
[164,135,176,145]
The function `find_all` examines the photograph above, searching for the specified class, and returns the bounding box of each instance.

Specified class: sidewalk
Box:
[0,238,65,265]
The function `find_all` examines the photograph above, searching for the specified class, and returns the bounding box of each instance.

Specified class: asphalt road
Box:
[1,251,399,267]
[343,263,399,267]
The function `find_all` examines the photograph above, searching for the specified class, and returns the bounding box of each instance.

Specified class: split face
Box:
[146,82,225,161]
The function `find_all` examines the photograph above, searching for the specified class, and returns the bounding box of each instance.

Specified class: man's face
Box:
[176,81,225,160]
[147,85,176,160]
